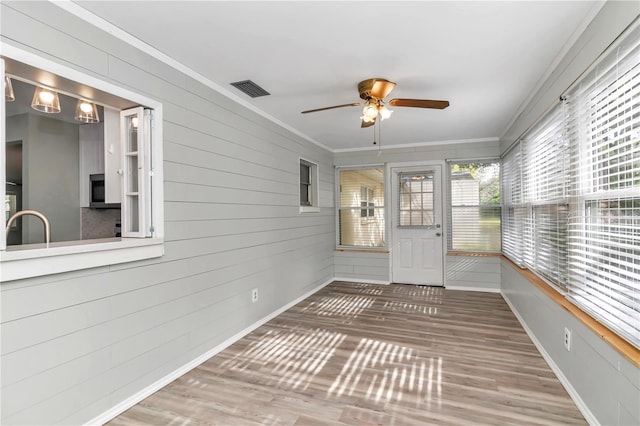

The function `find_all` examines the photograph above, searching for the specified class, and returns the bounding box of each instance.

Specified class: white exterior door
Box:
[391,165,444,285]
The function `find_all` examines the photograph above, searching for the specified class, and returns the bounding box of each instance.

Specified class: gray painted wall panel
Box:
[164,214,332,241]
[164,160,298,196]
[446,255,501,291]
[334,251,390,282]
[0,2,334,424]
[1,4,110,75]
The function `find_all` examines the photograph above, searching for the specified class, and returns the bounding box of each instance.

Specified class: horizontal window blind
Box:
[337,168,385,248]
[448,161,501,252]
[501,145,525,264]
[522,103,570,290]
[565,25,640,348]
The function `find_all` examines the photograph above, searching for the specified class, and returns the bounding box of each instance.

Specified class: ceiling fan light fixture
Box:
[31,87,61,113]
[5,76,15,102]
[74,100,100,123]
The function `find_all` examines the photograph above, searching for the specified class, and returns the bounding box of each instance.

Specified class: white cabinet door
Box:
[120,107,152,238]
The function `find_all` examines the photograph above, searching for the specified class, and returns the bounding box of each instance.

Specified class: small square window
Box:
[300,162,311,206]
[299,159,319,213]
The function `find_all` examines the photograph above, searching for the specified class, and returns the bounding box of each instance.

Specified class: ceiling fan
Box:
[301,78,449,128]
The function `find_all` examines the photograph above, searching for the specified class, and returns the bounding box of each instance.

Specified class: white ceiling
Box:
[74,1,603,152]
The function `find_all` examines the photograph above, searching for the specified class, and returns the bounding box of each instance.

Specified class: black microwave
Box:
[90,174,121,209]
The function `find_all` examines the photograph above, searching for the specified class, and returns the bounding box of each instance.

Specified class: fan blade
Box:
[370,80,396,99]
[388,98,450,109]
[301,102,362,114]
[361,117,376,128]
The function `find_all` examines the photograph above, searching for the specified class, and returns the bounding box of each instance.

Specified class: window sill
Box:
[335,248,390,254]
[447,251,502,257]
[299,206,320,214]
[0,237,164,282]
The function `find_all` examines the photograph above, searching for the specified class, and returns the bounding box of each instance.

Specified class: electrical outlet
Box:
[563,327,572,351]
[251,288,259,303]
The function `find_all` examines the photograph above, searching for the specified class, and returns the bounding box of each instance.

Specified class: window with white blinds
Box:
[502,22,640,348]
[337,167,385,248]
[564,23,640,348]
[501,146,525,263]
[522,103,570,289]
[447,161,501,252]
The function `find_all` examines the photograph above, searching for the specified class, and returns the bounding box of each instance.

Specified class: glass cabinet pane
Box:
[127,155,139,193]
[126,195,139,232]
[126,115,138,152]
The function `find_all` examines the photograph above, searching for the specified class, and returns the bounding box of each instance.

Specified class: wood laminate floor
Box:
[108,282,586,425]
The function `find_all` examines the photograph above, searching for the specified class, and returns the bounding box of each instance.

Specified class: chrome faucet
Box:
[5,210,51,247]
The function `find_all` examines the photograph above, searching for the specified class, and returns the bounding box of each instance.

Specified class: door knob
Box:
[436,233,441,237]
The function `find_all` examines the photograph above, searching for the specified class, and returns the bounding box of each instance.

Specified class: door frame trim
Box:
[386,161,447,285]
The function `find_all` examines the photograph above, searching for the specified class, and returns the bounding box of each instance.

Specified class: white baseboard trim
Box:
[333,277,390,285]
[86,277,334,426]
[445,285,500,293]
[501,292,598,426]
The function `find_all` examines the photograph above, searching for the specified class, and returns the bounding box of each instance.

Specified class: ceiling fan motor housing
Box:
[358,78,395,101]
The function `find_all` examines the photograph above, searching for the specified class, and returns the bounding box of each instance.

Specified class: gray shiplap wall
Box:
[334,250,390,283]
[445,255,500,292]
[0,2,334,424]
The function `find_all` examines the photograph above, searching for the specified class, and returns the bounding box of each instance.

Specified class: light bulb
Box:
[379,105,393,120]
[39,90,54,103]
[363,103,378,119]
[79,102,93,113]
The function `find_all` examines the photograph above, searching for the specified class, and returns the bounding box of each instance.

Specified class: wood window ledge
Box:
[335,248,390,254]
[447,251,502,257]
[502,255,639,368]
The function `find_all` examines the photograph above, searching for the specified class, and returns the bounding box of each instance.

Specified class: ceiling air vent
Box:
[230,80,270,98]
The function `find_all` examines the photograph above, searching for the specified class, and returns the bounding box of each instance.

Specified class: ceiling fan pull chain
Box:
[378,120,382,154]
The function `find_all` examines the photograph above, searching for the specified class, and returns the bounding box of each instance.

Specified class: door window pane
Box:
[398,172,434,227]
